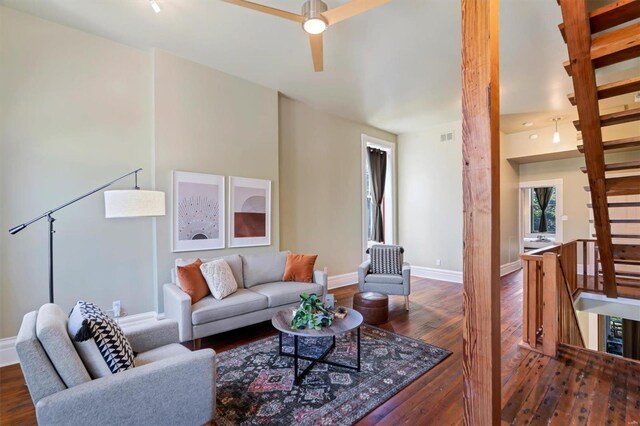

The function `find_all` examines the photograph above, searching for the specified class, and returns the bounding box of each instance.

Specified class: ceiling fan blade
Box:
[221,0,304,23]
[309,33,324,72]
[321,0,392,26]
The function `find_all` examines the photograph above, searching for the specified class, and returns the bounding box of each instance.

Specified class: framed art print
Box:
[229,176,271,247]
[172,171,225,252]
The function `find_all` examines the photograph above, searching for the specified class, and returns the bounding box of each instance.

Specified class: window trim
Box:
[519,179,563,254]
[361,134,396,261]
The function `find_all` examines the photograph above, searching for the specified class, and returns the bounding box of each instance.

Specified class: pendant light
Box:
[551,117,561,144]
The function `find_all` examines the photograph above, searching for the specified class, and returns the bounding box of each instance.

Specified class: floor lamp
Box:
[8,168,165,303]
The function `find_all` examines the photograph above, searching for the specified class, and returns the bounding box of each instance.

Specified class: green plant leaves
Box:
[291,293,334,330]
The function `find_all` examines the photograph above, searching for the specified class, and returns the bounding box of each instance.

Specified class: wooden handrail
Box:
[520,240,587,358]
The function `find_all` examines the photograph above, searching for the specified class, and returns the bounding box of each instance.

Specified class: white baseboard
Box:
[500,260,522,277]
[412,266,463,283]
[328,272,358,290]
[0,337,18,367]
[0,311,159,367]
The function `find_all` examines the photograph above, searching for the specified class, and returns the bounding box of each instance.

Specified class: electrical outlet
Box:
[112,300,121,318]
[436,259,442,266]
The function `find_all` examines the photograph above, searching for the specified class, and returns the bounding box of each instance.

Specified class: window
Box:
[529,187,557,234]
[361,135,395,258]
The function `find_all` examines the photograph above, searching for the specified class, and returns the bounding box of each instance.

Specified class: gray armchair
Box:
[358,260,411,310]
[16,304,216,426]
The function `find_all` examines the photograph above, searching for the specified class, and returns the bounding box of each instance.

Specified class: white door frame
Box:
[518,178,564,255]
[361,134,396,261]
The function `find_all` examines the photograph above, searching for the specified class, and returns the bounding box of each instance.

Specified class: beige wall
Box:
[153,51,280,311]
[500,132,521,266]
[398,122,464,271]
[0,7,155,337]
[278,96,397,276]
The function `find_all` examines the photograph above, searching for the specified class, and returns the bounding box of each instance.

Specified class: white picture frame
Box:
[172,171,225,252]
[229,176,271,248]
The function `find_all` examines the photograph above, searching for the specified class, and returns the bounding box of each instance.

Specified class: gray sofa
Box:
[16,304,215,426]
[164,251,328,343]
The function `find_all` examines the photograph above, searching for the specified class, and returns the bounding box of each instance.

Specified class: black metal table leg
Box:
[357,326,361,372]
[294,335,299,384]
[280,329,362,385]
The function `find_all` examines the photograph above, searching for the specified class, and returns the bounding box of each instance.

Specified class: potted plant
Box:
[291,293,333,330]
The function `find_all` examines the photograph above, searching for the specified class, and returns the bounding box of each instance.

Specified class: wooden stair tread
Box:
[589,219,640,223]
[613,243,640,260]
[606,175,640,196]
[584,175,640,195]
[587,202,640,208]
[574,107,640,130]
[580,160,640,173]
[568,76,640,105]
[564,21,640,75]
[559,0,640,42]
[616,276,640,286]
[593,233,640,238]
[577,135,640,153]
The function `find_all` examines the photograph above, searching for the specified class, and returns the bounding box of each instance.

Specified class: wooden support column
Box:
[461,0,501,424]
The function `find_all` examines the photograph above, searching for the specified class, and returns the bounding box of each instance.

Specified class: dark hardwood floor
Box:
[1,271,638,425]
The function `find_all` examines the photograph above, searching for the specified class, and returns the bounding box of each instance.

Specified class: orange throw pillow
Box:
[176,259,209,303]
[283,254,318,283]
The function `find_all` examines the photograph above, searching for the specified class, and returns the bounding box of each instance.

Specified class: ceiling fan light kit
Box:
[221,0,392,72]
[302,0,328,34]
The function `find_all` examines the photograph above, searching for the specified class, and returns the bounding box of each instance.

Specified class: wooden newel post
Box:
[542,252,559,358]
[461,0,501,424]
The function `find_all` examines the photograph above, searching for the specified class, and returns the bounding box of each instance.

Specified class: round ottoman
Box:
[353,292,389,325]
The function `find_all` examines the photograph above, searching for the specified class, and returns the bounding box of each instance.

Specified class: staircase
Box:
[557,0,640,298]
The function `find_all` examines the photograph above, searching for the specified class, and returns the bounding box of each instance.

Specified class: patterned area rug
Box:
[215,325,451,425]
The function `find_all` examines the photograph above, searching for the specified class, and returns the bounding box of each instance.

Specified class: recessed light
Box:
[522,122,534,127]
[635,92,640,103]
[149,0,161,14]
[529,134,539,140]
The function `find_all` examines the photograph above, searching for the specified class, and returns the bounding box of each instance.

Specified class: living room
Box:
[1,0,640,424]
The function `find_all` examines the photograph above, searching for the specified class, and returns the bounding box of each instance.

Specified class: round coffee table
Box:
[272,307,363,385]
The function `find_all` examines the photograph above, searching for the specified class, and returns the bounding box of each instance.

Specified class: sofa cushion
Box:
[176,259,210,304]
[36,304,91,388]
[200,259,238,300]
[364,273,404,285]
[175,254,244,288]
[242,251,288,288]
[250,281,324,308]
[191,289,268,325]
[283,254,318,283]
[134,343,190,367]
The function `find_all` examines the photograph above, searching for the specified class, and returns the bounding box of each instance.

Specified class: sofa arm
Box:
[122,319,180,353]
[313,270,328,300]
[358,261,371,292]
[36,349,215,426]
[163,284,192,342]
[402,262,411,295]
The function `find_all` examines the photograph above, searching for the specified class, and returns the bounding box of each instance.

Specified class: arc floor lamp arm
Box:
[8,168,142,235]
[7,168,144,304]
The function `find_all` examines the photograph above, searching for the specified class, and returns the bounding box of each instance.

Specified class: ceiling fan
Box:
[221,0,392,72]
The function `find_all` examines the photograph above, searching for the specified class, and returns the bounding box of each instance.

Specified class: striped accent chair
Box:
[358,245,411,310]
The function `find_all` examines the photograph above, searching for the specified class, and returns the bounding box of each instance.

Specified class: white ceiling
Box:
[2,0,637,134]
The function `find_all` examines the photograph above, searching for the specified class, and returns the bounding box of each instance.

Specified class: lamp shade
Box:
[104,190,165,218]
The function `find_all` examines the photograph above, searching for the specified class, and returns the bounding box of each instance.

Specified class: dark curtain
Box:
[534,187,553,233]
[368,147,387,243]
[622,319,640,360]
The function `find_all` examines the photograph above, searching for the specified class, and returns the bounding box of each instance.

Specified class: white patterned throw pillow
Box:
[67,301,135,379]
[200,259,238,300]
